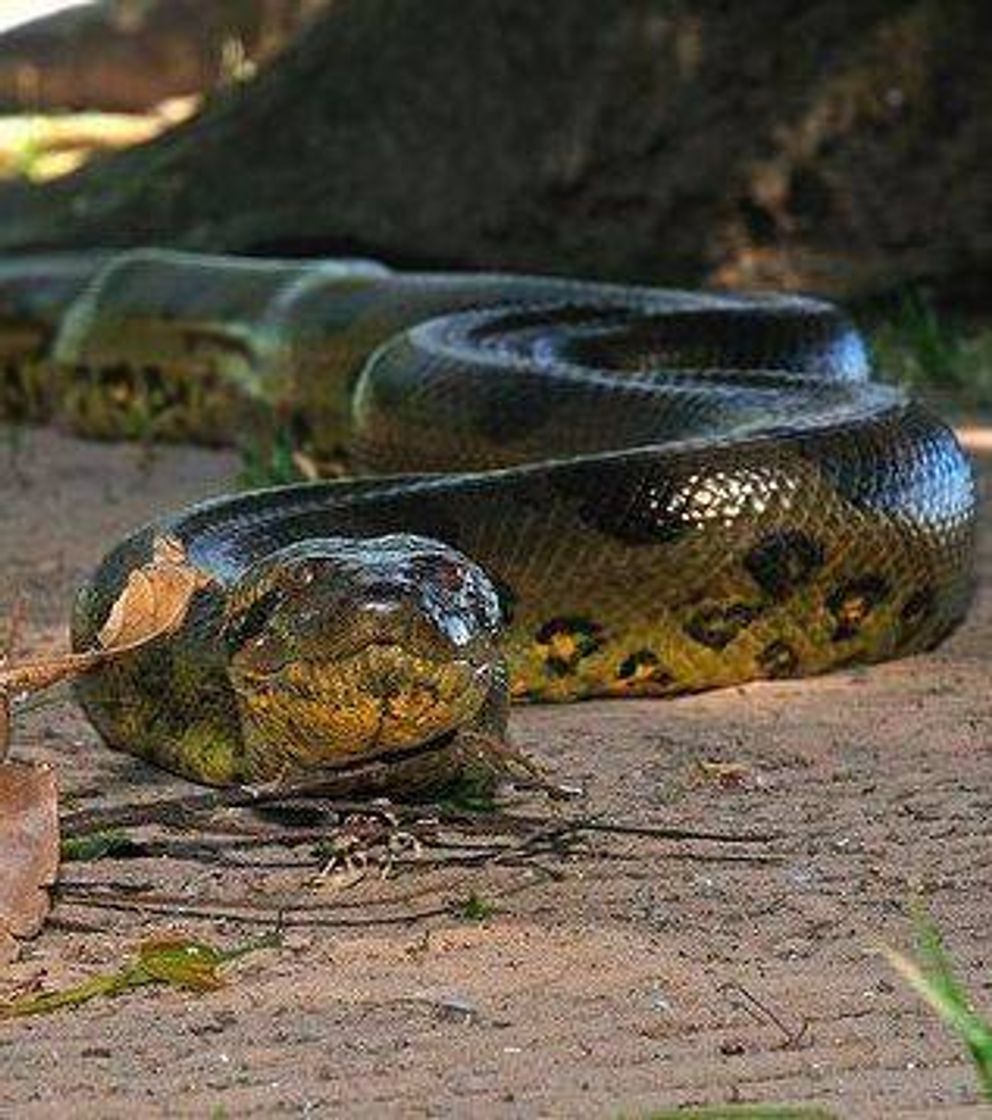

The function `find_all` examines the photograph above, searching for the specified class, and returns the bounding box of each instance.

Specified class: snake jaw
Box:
[232,645,497,779]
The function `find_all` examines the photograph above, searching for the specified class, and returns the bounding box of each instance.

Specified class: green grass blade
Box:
[883,921,992,1099]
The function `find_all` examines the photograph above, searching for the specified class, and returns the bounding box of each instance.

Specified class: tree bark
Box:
[0,0,329,113]
[0,0,988,300]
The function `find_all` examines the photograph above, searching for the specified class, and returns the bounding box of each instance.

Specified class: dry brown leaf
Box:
[696,759,754,789]
[0,763,58,963]
[0,649,103,704]
[97,535,211,650]
[0,539,208,707]
[291,449,322,481]
[0,535,212,778]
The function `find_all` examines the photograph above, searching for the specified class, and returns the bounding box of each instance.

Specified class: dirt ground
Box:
[0,425,988,1118]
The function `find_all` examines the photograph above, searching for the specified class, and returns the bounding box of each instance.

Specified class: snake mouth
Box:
[230,643,495,773]
[281,713,486,782]
[234,646,493,688]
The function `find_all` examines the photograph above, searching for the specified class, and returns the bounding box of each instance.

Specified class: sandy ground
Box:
[0,426,988,1118]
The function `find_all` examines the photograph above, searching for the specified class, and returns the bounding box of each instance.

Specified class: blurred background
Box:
[0,0,988,399]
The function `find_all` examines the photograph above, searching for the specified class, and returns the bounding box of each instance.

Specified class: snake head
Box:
[222,534,506,780]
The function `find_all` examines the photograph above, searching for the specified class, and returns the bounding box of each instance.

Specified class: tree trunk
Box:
[0,0,988,300]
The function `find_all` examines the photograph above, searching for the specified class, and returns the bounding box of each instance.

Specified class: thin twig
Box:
[56,867,550,928]
[718,981,810,1050]
[56,893,455,928]
[62,787,775,847]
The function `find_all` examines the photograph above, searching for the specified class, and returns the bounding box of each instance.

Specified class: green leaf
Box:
[0,933,279,1018]
[61,829,140,861]
[438,771,499,813]
[0,964,152,1018]
[137,937,228,991]
[456,892,495,921]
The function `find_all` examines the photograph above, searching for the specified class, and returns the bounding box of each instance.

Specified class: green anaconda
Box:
[0,250,977,791]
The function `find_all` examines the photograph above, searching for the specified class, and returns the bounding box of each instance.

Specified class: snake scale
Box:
[0,250,976,793]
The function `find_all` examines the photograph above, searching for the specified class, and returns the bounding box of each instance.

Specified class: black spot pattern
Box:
[827,575,891,641]
[493,578,518,625]
[900,585,935,629]
[553,460,691,546]
[744,529,824,599]
[758,640,800,678]
[684,601,762,650]
[535,616,605,676]
[616,649,673,687]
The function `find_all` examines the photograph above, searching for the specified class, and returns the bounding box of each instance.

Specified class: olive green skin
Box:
[3,251,974,788]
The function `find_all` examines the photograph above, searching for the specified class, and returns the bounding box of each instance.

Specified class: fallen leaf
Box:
[97,534,212,649]
[0,933,279,1017]
[697,759,754,789]
[0,762,58,962]
[0,537,214,762]
[137,937,229,992]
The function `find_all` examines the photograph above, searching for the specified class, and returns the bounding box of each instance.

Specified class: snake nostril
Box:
[359,595,409,622]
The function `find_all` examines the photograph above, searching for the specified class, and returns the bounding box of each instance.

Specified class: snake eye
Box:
[223,588,283,654]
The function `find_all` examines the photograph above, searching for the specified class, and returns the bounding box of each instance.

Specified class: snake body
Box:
[0,251,976,790]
